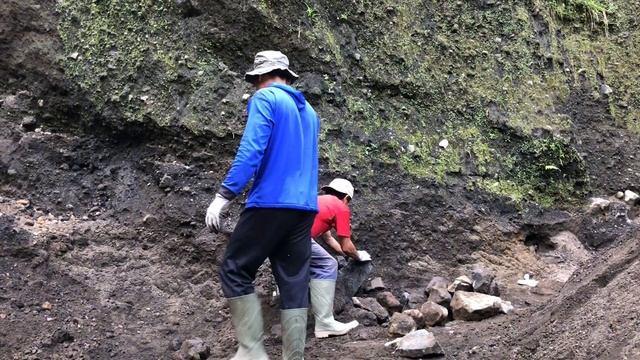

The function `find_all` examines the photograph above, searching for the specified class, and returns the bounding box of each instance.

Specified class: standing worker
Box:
[205,50,319,360]
[309,178,368,338]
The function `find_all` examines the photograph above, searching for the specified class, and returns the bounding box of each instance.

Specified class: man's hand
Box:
[338,236,359,261]
[205,194,231,232]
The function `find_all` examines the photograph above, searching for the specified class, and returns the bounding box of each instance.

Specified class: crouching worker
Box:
[309,178,366,338]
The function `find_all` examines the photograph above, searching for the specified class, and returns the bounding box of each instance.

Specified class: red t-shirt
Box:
[311,195,351,238]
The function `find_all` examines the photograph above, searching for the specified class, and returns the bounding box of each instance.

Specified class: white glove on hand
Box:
[356,250,372,262]
[205,194,230,232]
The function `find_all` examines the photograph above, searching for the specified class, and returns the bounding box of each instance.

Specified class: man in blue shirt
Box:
[205,51,319,360]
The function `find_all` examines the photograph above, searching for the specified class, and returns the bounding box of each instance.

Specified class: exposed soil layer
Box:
[2,1,640,359]
[1,92,639,359]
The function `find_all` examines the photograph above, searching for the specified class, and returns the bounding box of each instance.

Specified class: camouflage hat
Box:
[245,50,299,84]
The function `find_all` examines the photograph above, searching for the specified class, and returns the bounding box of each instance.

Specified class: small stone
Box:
[41,302,53,310]
[97,183,108,191]
[447,275,473,293]
[438,139,449,149]
[402,309,425,329]
[624,190,639,204]
[420,301,448,327]
[616,191,625,199]
[159,174,175,189]
[270,324,282,337]
[21,116,37,131]
[386,330,444,358]
[427,287,451,308]
[16,199,30,207]
[2,95,18,109]
[353,52,362,61]
[7,168,17,176]
[175,338,210,360]
[242,93,251,102]
[388,312,416,337]
[68,52,79,60]
[500,300,514,314]
[366,277,385,291]
[353,297,389,322]
[407,144,416,153]
[142,214,156,224]
[450,291,502,321]
[38,99,44,107]
[376,291,402,314]
[588,197,611,214]
[425,276,449,293]
[600,84,613,96]
[51,329,74,344]
[0,313,6,319]
[24,219,35,226]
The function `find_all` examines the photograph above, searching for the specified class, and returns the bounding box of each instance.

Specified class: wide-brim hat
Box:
[245,50,299,84]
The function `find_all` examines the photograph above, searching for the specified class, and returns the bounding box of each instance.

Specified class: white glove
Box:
[205,194,231,232]
[356,250,372,262]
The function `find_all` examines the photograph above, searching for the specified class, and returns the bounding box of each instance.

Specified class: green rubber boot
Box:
[310,279,359,338]
[228,293,269,360]
[280,308,307,360]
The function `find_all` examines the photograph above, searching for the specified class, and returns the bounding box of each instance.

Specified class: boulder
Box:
[159,174,175,189]
[377,291,403,314]
[425,276,449,293]
[385,329,444,358]
[335,260,373,313]
[353,297,389,322]
[427,287,451,308]
[347,307,378,327]
[388,312,416,337]
[420,301,448,327]
[447,275,473,293]
[402,309,425,329]
[174,338,210,360]
[450,291,503,321]
[471,266,496,295]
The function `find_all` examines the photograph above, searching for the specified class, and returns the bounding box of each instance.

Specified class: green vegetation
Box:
[57,0,224,132]
[56,0,639,206]
[546,0,611,31]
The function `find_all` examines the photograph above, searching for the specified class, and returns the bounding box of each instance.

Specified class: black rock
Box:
[51,329,74,344]
[175,0,202,18]
[334,260,373,313]
[21,116,37,131]
[159,174,175,189]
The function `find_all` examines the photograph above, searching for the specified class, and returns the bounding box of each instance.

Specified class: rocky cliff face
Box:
[1,1,639,359]
[3,0,639,205]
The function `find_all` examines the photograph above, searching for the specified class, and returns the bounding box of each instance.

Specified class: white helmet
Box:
[321,178,354,199]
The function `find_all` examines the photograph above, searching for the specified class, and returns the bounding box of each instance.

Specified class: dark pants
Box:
[219,208,315,309]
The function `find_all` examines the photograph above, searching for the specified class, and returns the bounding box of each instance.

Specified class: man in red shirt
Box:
[309,178,364,338]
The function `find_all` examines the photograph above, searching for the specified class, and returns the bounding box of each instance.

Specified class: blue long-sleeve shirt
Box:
[219,83,319,212]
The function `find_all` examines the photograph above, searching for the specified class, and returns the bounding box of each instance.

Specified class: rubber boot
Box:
[281,308,307,360]
[228,293,269,360]
[310,279,359,338]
